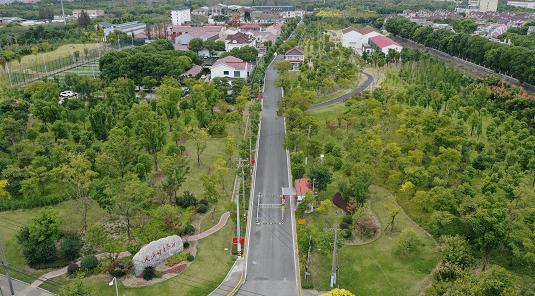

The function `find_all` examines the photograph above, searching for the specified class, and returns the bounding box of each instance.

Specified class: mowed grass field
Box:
[18,44,102,65]
[304,185,438,294]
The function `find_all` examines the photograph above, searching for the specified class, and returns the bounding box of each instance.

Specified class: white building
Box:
[171,7,191,26]
[506,1,535,9]
[368,35,403,55]
[341,26,382,50]
[210,56,253,80]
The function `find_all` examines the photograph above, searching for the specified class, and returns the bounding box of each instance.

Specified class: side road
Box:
[308,71,374,110]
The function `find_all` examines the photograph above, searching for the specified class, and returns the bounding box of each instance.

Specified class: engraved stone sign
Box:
[132,235,184,276]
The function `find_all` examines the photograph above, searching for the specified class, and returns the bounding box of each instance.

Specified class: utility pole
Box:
[330,229,338,288]
[236,158,249,260]
[0,239,15,296]
[305,125,312,165]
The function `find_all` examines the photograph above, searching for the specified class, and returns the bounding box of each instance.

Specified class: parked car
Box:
[60,91,76,97]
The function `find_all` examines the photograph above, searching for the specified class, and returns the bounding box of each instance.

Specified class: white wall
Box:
[171,9,191,26]
[211,64,248,79]
[341,31,361,49]
[358,32,382,50]
[380,44,403,55]
[225,41,256,51]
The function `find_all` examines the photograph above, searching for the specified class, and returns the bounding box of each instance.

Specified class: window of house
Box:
[224,71,229,75]
[234,71,240,77]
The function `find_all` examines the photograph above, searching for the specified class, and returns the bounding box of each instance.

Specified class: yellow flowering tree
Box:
[0,180,11,200]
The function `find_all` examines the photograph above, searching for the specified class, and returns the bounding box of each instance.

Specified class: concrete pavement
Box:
[1,275,54,296]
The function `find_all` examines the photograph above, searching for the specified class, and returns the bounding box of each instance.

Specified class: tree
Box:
[0,180,10,200]
[16,207,60,266]
[384,197,400,232]
[189,38,204,53]
[214,158,229,192]
[51,153,98,232]
[274,60,292,74]
[316,199,332,228]
[89,104,115,141]
[100,128,139,178]
[201,173,220,220]
[77,10,91,29]
[224,135,236,165]
[161,156,190,202]
[187,127,209,168]
[107,173,153,240]
[308,165,333,200]
[438,235,473,268]
[136,112,167,171]
[156,83,181,130]
[0,116,26,155]
[464,198,510,271]
[142,76,158,94]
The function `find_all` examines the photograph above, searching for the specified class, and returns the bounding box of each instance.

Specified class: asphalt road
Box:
[1,275,54,296]
[238,54,299,296]
[308,71,374,111]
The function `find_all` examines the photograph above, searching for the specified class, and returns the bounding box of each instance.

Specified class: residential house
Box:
[251,10,284,24]
[284,47,305,70]
[210,56,253,80]
[266,23,283,36]
[179,65,203,81]
[368,35,403,55]
[174,43,190,51]
[224,32,256,51]
[507,1,535,9]
[171,7,191,26]
[240,24,262,32]
[295,178,313,203]
[250,31,277,45]
[192,6,209,17]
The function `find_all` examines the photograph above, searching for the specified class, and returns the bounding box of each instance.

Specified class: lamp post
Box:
[108,277,119,296]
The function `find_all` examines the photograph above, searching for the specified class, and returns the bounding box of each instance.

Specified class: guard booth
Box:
[282,187,296,206]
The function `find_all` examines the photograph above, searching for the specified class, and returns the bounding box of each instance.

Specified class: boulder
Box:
[132,235,184,276]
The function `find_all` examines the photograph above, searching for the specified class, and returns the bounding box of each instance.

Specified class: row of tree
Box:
[385,17,535,84]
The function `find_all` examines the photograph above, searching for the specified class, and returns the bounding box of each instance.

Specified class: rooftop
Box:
[181,65,203,77]
[370,35,402,48]
[295,178,313,196]
[212,56,253,70]
[285,47,305,56]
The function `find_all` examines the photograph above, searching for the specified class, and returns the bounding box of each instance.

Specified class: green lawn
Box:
[305,185,438,295]
[314,88,353,105]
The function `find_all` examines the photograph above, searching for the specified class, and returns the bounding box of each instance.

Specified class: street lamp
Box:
[108,277,119,296]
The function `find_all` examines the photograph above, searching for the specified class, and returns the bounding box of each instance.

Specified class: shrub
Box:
[80,255,98,271]
[341,215,353,225]
[187,255,195,262]
[340,229,352,239]
[180,191,198,208]
[396,228,422,256]
[432,262,462,282]
[107,260,132,278]
[67,263,79,274]
[183,242,190,248]
[197,204,207,213]
[183,223,195,235]
[143,266,155,281]
[59,232,83,262]
[354,217,379,239]
[332,192,350,214]
[339,222,350,230]
[199,198,208,205]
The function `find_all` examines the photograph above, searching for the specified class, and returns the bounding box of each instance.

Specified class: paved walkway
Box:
[31,211,231,288]
[308,71,374,110]
[185,211,230,241]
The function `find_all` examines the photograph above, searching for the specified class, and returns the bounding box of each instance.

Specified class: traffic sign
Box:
[233,237,237,244]
[298,220,306,225]
[240,238,245,245]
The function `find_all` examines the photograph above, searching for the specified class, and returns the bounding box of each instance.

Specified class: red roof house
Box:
[295,178,313,202]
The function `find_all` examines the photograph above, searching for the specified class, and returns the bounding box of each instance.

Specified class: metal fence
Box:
[0,40,142,88]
